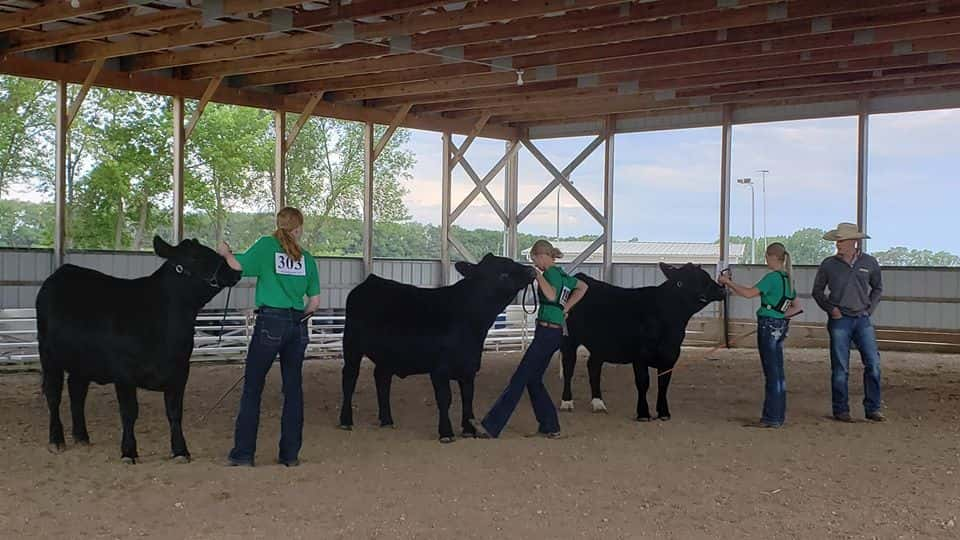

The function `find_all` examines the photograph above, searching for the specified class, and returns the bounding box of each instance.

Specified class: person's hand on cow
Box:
[217,241,243,272]
[217,241,232,257]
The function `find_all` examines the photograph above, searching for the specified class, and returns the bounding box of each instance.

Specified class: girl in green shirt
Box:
[217,207,321,466]
[474,240,588,438]
[719,242,801,428]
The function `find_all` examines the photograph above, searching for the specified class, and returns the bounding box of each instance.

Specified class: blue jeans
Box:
[229,308,309,464]
[828,315,882,416]
[757,317,789,426]
[481,325,562,438]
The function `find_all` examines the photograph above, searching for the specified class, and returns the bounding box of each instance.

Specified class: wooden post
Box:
[441,131,452,284]
[362,121,374,275]
[856,98,870,252]
[504,138,519,260]
[172,96,185,243]
[602,116,615,282]
[54,80,68,268]
[718,104,734,347]
[274,110,286,209]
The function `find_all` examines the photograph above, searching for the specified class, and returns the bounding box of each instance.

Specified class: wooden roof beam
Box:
[0,0,134,33]
[489,69,960,124]
[121,0,632,72]
[416,43,960,115]
[65,0,453,62]
[220,0,929,86]
[0,54,519,139]
[320,12,960,103]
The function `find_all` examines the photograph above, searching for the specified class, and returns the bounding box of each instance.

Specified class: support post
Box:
[54,80,68,268]
[172,96,185,243]
[441,131,452,283]
[504,138,519,260]
[602,116,615,282]
[362,121,374,275]
[856,98,869,251]
[274,110,286,209]
[718,105,734,347]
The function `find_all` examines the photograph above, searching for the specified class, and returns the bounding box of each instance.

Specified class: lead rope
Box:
[216,285,233,347]
[199,285,241,425]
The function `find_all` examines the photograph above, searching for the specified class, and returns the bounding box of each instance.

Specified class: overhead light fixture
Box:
[516,70,524,86]
[70,0,79,7]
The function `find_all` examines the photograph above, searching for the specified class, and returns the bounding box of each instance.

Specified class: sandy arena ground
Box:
[1,348,960,539]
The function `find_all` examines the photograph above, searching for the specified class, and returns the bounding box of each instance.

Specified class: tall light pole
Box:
[737,177,755,264]
[757,169,769,249]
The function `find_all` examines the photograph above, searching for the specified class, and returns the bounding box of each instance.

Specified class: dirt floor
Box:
[2,348,960,539]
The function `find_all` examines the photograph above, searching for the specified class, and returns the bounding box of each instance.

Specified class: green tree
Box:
[728,227,834,265]
[186,103,273,245]
[285,117,414,224]
[69,90,172,249]
[0,76,53,198]
[874,247,960,267]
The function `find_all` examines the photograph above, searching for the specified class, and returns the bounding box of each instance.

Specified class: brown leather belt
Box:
[537,321,562,329]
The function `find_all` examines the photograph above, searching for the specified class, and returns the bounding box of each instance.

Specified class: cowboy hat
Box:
[822,222,870,241]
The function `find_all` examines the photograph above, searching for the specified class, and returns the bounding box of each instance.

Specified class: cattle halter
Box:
[174,259,226,289]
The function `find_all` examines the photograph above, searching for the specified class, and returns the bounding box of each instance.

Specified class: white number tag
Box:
[275,253,306,276]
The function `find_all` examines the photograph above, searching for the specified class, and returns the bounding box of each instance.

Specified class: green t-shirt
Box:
[538,266,579,325]
[235,235,320,310]
[756,270,794,320]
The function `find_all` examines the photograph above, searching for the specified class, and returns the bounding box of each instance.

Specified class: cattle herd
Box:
[36,237,726,462]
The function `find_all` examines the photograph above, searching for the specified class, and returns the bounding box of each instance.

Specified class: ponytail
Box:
[273,207,304,261]
[766,242,794,291]
[530,239,563,260]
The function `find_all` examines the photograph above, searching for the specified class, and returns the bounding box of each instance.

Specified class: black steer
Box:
[560,263,726,421]
[339,253,536,442]
[35,236,241,463]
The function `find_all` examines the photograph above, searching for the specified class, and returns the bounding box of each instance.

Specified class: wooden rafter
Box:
[65,58,105,130]
[0,55,519,139]
[183,76,223,140]
[4,0,960,131]
[372,103,412,161]
[284,92,324,149]
[449,112,491,167]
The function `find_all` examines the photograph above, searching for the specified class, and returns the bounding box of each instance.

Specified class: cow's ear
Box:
[659,262,676,278]
[153,235,176,259]
[454,261,476,278]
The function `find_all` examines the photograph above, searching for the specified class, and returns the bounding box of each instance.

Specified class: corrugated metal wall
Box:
[3,250,957,330]
[725,265,960,330]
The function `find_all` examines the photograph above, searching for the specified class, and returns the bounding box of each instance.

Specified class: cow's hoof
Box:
[637,416,653,422]
[559,400,575,412]
[73,438,90,446]
[338,424,353,431]
[47,442,66,454]
[439,436,455,444]
[120,456,137,465]
[379,422,396,429]
[658,415,671,422]
[590,398,608,413]
[171,455,191,464]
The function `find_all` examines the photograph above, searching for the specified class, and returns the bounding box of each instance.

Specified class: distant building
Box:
[521,241,746,266]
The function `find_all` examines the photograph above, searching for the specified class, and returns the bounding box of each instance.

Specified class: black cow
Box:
[36,236,241,463]
[560,263,726,421]
[339,254,536,442]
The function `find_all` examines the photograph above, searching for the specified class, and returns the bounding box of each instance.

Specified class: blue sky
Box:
[403,109,960,255]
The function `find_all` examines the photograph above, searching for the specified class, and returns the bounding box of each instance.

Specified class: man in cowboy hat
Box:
[812,222,885,423]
